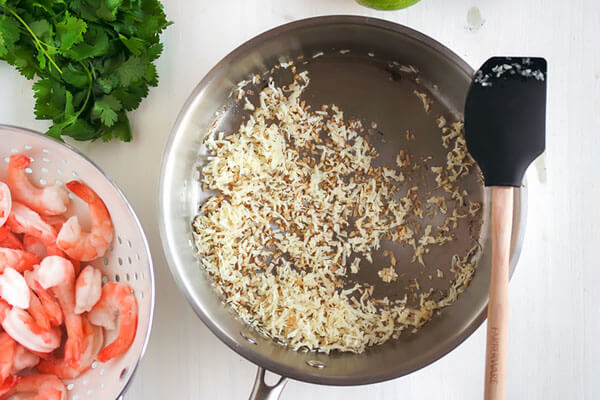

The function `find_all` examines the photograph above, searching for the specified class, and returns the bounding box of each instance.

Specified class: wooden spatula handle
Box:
[484,186,513,400]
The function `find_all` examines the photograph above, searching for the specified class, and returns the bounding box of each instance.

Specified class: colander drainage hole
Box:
[115,274,120,282]
[120,368,128,380]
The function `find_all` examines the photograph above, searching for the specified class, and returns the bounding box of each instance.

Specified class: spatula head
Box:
[464,57,547,187]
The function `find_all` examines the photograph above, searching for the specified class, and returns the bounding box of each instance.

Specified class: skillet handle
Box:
[248,367,288,400]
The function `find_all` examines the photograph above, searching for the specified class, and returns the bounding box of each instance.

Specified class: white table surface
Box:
[0,0,597,399]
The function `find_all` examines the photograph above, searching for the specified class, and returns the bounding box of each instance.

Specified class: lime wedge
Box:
[356,0,421,10]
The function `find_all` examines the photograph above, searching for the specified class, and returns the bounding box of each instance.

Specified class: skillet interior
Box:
[159,16,526,385]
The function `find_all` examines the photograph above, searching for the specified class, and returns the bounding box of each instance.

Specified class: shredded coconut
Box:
[193,68,483,354]
[378,267,398,283]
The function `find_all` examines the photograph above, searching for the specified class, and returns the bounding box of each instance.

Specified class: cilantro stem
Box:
[49,62,93,135]
[76,62,93,118]
[5,7,63,74]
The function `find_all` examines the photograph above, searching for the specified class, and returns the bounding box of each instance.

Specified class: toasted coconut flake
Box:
[194,69,483,354]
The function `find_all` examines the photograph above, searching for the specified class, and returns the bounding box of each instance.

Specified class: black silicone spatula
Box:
[464,57,547,400]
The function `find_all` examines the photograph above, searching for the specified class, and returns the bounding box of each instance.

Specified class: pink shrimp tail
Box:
[63,321,84,364]
[94,283,138,363]
[66,180,98,204]
[27,291,51,331]
[29,280,63,327]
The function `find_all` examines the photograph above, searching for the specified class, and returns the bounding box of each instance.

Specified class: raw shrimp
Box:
[1,307,61,353]
[11,344,40,374]
[88,282,138,362]
[6,202,57,246]
[7,154,69,216]
[36,256,83,363]
[56,181,114,261]
[7,374,66,400]
[74,265,102,314]
[0,332,16,384]
[0,227,23,250]
[38,318,103,379]
[0,267,29,309]
[0,248,39,274]
[0,182,10,227]
[24,272,63,327]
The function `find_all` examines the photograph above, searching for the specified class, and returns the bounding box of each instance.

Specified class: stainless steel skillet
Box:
[158,15,526,399]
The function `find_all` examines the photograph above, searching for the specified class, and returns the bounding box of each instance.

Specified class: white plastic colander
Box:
[0,125,155,400]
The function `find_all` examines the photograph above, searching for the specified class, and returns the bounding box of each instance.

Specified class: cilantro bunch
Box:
[0,0,170,142]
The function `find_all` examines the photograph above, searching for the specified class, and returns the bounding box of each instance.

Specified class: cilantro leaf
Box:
[4,46,38,79]
[115,55,147,87]
[29,20,53,43]
[119,33,145,56]
[33,78,66,119]
[143,61,156,84]
[95,0,122,22]
[102,112,131,142]
[67,28,109,61]
[92,95,122,127]
[0,16,20,57]
[55,13,87,51]
[96,76,115,93]
[112,84,148,111]
[146,42,163,61]
[61,63,89,88]
[62,118,98,141]
[46,123,64,140]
